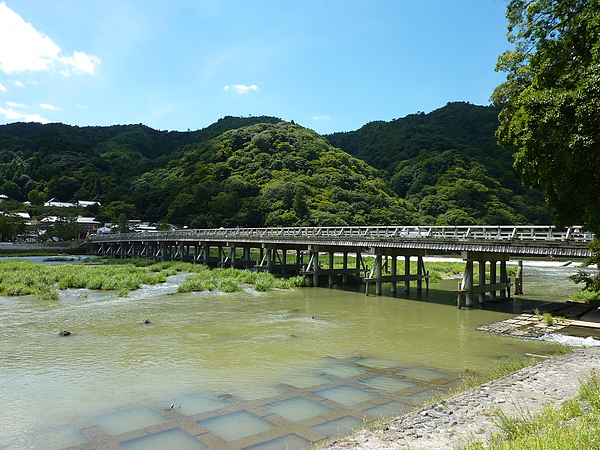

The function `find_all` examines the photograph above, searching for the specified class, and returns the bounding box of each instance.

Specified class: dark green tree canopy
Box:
[492,0,600,234]
[0,106,553,228]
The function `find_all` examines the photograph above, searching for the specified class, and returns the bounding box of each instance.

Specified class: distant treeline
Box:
[0,102,552,228]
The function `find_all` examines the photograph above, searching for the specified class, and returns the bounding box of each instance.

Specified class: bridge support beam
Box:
[254,244,305,274]
[364,248,429,296]
[301,245,366,286]
[457,251,511,308]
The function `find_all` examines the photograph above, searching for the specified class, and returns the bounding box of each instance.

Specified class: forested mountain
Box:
[327,102,552,225]
[0,103,552,229]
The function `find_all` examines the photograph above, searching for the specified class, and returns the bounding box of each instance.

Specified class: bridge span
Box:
[88,225,594,307]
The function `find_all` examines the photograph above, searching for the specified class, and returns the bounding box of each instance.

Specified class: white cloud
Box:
[0,105,49,123]
[39,102,59,110]
[6,101,24,107]
[0,83,6,92]
[224,84,258,94]
[312,115,331,120]
[14,80,24,87]
[0,2,100,75]
[59,51,101,76]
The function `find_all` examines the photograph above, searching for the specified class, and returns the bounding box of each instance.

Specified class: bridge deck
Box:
[89,225,594,257]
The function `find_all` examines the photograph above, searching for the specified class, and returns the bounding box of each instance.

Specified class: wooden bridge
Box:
[88,225,594,307]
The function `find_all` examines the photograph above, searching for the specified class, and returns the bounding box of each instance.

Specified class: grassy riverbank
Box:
[0,257,482,300]
[460,369,600,450]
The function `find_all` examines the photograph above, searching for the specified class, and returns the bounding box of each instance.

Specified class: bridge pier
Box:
[255,244,305,274]
[364,249,430,296]
[301,245,366,286]
[457,251,511,308]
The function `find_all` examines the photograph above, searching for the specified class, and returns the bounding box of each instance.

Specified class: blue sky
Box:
[0,0,510,135]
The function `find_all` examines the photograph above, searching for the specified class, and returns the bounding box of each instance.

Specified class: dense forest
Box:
[0,102,552,231]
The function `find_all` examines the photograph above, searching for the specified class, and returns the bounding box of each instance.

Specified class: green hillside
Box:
[0,103,552,230]
[327,102,552,225]
[130,122,415,227]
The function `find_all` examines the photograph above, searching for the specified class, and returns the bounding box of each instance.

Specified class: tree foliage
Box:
[492,0,600,234]
[0,106,554,229]
[328,102,551,226]
[133,122,416,227]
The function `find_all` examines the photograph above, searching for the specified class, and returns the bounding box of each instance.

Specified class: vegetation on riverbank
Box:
[0,257,522,300]
[0,258,308,299]
[0,260,172,299]
[460,345,572,391]
[460,369,600,450]
[177,267,305,293]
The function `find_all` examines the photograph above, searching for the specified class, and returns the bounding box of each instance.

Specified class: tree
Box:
[492,0,600,296]
[27,189,46,206]
[0,214,25,240]
[492,0,600,234]
[50,217,83,241]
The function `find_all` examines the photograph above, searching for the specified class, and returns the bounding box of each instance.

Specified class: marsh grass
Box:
[0,259,173,299]
[459,369,600,450]
[177,267,305,293]
[0,258,307,299]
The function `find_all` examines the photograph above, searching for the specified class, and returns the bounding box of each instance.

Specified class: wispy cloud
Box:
[0,2,100,75]
[0,105,49,123]
[6,101,24,107]
[0,82,6,92]
[223,84,258,94]
[312,115,331,121]
[59,52,101,76]
[39,102,59,110]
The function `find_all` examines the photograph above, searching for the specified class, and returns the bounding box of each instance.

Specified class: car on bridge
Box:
[400,227,430,237]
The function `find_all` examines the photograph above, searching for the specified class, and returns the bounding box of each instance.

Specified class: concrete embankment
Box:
[0,240,85,251]
[318,345,600,449]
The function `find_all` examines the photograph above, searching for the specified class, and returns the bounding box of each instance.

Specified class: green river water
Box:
[0,258,596,449]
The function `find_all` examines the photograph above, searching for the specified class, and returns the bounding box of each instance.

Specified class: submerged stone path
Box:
[317,346,600,450]
[317,306,600,450]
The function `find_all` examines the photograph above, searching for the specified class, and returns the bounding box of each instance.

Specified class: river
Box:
[0,258,596,449]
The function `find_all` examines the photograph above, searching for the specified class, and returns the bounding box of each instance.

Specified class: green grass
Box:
[0,258,308,299]
[570,288,600,308]
[177,267,306,293]
[459,369,600,450]
[460,345,573,390]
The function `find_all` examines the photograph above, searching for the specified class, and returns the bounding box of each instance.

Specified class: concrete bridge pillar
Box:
[328,252,335,286]
[458,251,510,308]
[365,249,428,296]
[479,260,486,304]
[464,260,474,307]
[390,256,397,294]
[489,260,497,301]
[404,256,410,292]
[343,253,349,284]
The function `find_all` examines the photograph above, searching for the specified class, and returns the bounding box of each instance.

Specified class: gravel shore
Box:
[318,346,600,450]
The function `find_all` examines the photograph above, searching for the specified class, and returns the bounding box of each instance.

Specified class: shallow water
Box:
[0,259,593,448]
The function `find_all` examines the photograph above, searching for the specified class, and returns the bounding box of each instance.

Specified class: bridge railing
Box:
[88,225,594,244]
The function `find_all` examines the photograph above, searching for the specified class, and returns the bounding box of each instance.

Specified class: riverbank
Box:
[317,345,600,449]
